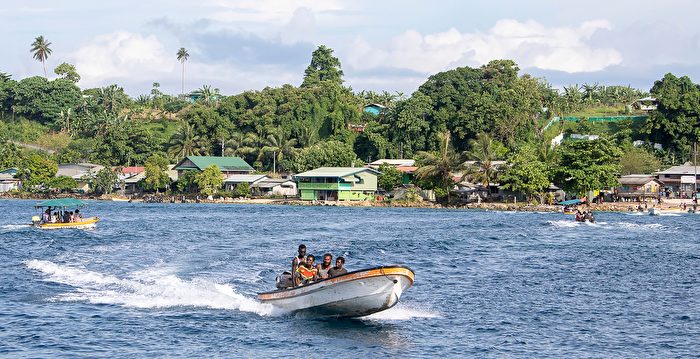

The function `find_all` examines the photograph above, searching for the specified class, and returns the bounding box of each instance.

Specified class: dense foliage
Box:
[0,43,694,198]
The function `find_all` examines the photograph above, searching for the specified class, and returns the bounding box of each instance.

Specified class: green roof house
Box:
[294,167,380,201]
[174,156,254,178]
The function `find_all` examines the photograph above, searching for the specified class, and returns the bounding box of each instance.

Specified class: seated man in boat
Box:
[73,209,82,222]
[328,257,347,278]
[41,209,51,223]
[295,255,318,286]
[291,244,307,284]
[316,253,333,280]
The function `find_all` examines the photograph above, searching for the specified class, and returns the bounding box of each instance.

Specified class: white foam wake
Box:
[361,303,441,321]
[25,259,281,316]
[1,224,30,232]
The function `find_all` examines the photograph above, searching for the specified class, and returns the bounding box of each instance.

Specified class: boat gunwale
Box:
[37,217,100,228]
[257,265,414,300]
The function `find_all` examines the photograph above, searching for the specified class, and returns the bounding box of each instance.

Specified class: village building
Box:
[295,167,380,201]
[368,159,417,185]
[250,178,297,197]
[122,165,178,195]
[363,103,386,116]
[630,97,658,113]
[56,163,105,192]
[655,165,700,195]
[0,168,20,192]
[173,156,254,178]
[223,174,268,191]
[616,174,663,200]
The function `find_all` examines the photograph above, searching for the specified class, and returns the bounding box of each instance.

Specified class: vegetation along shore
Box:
[2,39,699,207]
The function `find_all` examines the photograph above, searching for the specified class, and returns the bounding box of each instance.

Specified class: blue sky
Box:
[1,0,699,96]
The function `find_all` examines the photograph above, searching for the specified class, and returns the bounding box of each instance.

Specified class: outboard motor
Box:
[276,271,293,289]
[31,215,41,227]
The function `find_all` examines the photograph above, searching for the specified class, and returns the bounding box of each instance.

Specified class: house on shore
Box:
[251,178,297,197]
[363,103,386,116]
[616,174,663,200]
[57,163,105,192]
[368,159,417,185]
[223,174,268,191]
[655,165,699,195]
[295,167,380,201]
[174,156,254,178]
[122,165,178,195]
[0,168,20,192]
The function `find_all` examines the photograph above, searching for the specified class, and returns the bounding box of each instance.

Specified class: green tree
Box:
[176,170,198,193]
[463,133,507,189]
[0,137,22,169]
[11,77,82,124]
[641,73,700,160]
[16,154,57,190]
[168,121,203,160]
[301,45,344,87]
[85,168,118,195]
[500,145,551,202]
[415,132,464,203]
[619,145,662,175]
[262,131,297,173]
[143,154,170,193]
[553,138,622,196]
[235,182,251,198]
[176,47,190,95]
[377,163,403,191]
[30,36,52,78]
[286,140,360,173]
[54,62,81,83]
[49,175,78,193]
[195,164,223,196]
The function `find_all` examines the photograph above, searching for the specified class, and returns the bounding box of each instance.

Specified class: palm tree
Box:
[415,132,464,203]
[192,85,219,106]
[464,133,501,190]
[176,47,189,96]
[262,132,298,173]
[0,72,10,82]
[168,121,204,160]
[30,36,52,78]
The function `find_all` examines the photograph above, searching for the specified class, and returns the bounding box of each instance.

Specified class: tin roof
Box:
[656,165,699,175]
[223,174,267,183]
[294,167,380,178]
[174,156,254,172]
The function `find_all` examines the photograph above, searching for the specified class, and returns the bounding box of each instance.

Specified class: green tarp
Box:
[36,198,87,208]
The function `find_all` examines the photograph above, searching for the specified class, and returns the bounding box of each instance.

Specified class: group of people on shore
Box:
[291,244,347,286]
[41,207,82,224]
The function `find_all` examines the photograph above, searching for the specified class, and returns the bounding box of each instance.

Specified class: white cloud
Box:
[71,31,175,88]
[206,0,343,23]
[345,19,623,75]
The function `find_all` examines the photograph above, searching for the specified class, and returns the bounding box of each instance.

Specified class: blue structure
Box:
[363,103,386,116]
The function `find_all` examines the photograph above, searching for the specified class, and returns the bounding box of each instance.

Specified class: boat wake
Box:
[1,224,30,233]
[547,220,666,230]
[361,303,441,321]
[25,259,282,316]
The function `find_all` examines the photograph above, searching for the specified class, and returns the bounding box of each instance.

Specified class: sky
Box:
[1,0,699,96]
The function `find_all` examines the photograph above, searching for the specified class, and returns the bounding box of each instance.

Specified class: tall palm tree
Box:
[168,121,204,160]
[415,132,464,203]
[262,132,298,173]
[30,36,52,78]
[176,47,189,96]
[464,133,501,190]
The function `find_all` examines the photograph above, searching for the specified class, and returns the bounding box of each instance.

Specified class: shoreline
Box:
[2,193,694,213]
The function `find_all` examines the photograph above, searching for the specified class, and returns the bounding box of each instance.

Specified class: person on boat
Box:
[74,209,82,221]
[575,210,584,222]
[584,210,595,223]
[42,209,51,223]
[50,211,58,223]
[291,244,307,283]
[295,255,318,286]
[328,257,347,278]
[316,253,333,280]
[62,211,71,223]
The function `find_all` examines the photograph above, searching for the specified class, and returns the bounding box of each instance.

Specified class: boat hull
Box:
[258,266,414,318]
[35,217,100,230]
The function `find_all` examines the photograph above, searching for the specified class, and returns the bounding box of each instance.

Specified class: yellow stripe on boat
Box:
[37,217,100,229]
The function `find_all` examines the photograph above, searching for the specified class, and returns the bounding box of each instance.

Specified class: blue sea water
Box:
[0,199,698,357]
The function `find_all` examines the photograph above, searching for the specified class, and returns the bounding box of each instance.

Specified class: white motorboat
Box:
[257,265,414,318]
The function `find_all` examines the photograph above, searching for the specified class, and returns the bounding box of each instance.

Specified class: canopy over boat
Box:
[36,198,86,208]
[558,199,583,206]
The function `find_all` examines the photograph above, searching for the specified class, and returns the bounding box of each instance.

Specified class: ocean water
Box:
[0,199,698,357]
